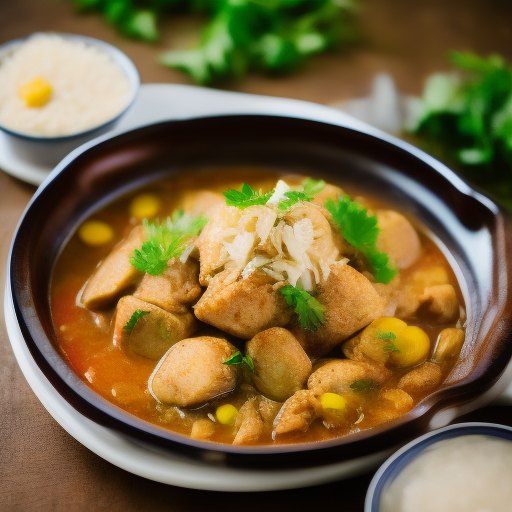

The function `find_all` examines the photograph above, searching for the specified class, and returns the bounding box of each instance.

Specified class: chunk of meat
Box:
[195,205,242,285]
[273,390,321,437]
[150,337,238,407]
[194,270,293,339]
[247,328,312,401]
[284,203,344,263]
[81,225,145,309]
[376,210,421,270]
[312,184,344,207]
[258,396,282,425]
[381,388,414,413]
[233,398,265,446]
[134,258,201,313]
[190,418,216,440]
[433,328,465,363]
[397,362,443,397]
[299,263,384,357]
[178,190,225,218]
[307,359,391,395]
[113,295,197,360]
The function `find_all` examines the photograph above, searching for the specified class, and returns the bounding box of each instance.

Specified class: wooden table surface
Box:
[1,1,512,510]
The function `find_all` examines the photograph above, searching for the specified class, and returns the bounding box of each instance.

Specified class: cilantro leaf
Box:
[223,351,255,372]
[223,183,274,209]
[280,283,326,331]
[302,177,326,196]
[325,196,398,284]
[350,379,378,392]
[123,309,150,333]
[376,330,397,341]
[278,191,310,210]
[383,342,400,353]
[130,213,207,276]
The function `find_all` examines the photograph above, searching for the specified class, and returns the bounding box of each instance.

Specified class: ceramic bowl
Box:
[8,115,512,469]
[365,422,512,511]
[0,32,139,167]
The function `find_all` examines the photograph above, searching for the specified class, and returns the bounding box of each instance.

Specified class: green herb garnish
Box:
[325,196,398,284]
[376,330,397,341]
[223,183,274,210]
[123,309,150,333]
[278,191,311,210]
[280,283,326,331]
[383,342,400,353]
[223,351,255,372]
[302,177,326,196]
[130,213,207,276]
[350,379,378,392]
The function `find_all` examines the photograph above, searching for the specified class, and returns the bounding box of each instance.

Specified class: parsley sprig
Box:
[325,196,397,284]
[123,309,150,334]
[130,211,207,276]
[376,330,400,352]
[277,177,326,210]
[223,183,274,210]
[280,282,326,331]
[350,379,378,392]
[223,351,255,372]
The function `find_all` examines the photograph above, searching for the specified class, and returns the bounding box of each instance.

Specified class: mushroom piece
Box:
[246,328,312,402]
[433,328,465,363]
[113,295,197,360]
[149,337,238,407]
[194,270,293,339]
[81,225,145,309]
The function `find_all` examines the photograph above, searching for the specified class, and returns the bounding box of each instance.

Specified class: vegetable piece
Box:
[130,193,162,219]
[216,404,238,426]
[280,282,326,331]
[389,326,431,368]
[320,392,347,411]
[350,378,378,392]
[123,309,150,334]
[78,220,114,246]
[18,77,52,107]
[223,183,274,210]
[302,177,326,197]
[277,177,326,210]
[325,196,397,284]
[223,351,255,372]
[130,213,207,276]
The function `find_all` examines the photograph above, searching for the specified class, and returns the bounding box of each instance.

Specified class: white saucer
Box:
[0,83,382,186]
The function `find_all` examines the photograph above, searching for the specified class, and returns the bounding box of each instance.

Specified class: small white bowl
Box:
[0,32,140,167]
[365,422,512,512]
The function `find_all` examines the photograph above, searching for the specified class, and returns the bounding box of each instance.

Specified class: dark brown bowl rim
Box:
[8,114,512,468]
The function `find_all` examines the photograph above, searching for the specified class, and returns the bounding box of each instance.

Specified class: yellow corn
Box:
[18,77,52,108]
[389,326,431,367]
[216,404,238,426]
[78,220,114,247]
[321,392,347,411]
[130,194,162,219]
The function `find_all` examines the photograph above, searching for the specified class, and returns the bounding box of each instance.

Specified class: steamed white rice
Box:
[0,33,132,137]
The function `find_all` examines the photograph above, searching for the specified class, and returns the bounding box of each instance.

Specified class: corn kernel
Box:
[18,77,52,107]
[216,404,238,426]
[389,326,431,367]
[130,194,161,219]
[321,392,347,411]
[78,220,114,247]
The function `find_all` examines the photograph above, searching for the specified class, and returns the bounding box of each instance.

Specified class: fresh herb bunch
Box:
[325,196,397,284]
[280,282,326,331]
[71,0,357,84]
[123,309,150,333]
[130,212,207,275]
[410,51,512,211]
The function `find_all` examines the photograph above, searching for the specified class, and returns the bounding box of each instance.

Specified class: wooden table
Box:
[2,1,512,510]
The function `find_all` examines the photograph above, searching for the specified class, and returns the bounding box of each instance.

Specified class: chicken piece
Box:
[397,362,443,397]
[307,359,391,395]
[134,258,201,314]
[369,388,415,425]
[376,210,421,270]
[284,203,344,263]
[259,396,282,425]
[179,190,225,218]
[194,270,293,339]
[81,225,145,309]
[113,295,197,360]
[299,263,384,357]
[190,418,216,441]
[149,337,238,407]
[312,184,344,207]
[273,390,321,437]
[195,205,242,285]
[433,328,465,363]
[247,328,312,401]
[233,398,265,446]
[420,284,459,323]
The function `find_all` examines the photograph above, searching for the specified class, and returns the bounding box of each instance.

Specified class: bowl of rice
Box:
[0,32,139,167]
